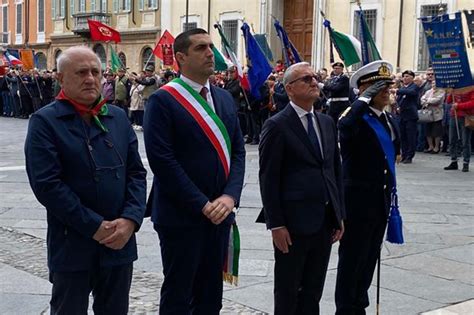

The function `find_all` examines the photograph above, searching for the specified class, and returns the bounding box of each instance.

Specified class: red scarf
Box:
[56,89,107,116]
[56,89,109,132]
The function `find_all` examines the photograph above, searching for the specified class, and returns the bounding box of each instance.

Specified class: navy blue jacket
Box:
[338,99,401,220]
[25,100,147,272]
[397,83,420,121]
[324,74,350,98]
[273,81,289,112]
[144,85,246,227]
[258,105,344,235]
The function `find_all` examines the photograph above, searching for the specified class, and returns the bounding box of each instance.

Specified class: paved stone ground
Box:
[0,116,473,314]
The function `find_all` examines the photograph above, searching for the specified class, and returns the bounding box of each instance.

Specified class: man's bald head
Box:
[57,46,101,74]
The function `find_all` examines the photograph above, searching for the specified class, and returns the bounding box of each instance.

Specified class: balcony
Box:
[72,12,112,35]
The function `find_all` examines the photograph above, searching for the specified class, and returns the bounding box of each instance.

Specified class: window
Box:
[114,0,131,12]
[38,0,44,32]
[36,52,47,70]
[16,3,22,34]
[222,20,238,55]
[141,47,154,70]
[139,0,157,11]
[52,0,65,18]
[2,6,8,44]
[418,4,447,71]
[92,0,107,12]
[352,9,377,70]
[118,52,126,68]
[93,44,106,70]
[183,22,197,32]
[72,0,86,13]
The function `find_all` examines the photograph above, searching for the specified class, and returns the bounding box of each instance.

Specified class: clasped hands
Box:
[202,194,235,225]
[92,218,136,250]
[272,221,345,254]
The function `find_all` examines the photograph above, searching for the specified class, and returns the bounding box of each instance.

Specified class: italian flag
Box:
[212,46,233,71]
[215,23,250,91]
[331,30,362,67]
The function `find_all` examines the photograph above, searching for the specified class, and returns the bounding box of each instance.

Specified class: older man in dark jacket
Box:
[396,70,420,163]
[25,46,147,315]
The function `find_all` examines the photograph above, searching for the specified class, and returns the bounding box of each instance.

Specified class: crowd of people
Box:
[21,28,474,315]
[3,49,472,173]
[215,62,474,172]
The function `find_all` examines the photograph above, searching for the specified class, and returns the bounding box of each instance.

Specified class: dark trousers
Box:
[400,119,418,160]
[248,109,262,142]
[32,96,42,112]
[20,95,33,116]
[274,217,333,315]
[155,223,231,315]
[416,122,427,151]
[335,216,387,315]
[131,110,144,126]
[12,94,21,117]
[449,116,472,164]
[49,263,133,315]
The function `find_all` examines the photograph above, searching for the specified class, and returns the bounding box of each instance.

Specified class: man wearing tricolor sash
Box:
[336,60,401,314]
[143,29,245,314]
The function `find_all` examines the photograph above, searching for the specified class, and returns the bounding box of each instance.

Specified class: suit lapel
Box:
[284,105,321,162]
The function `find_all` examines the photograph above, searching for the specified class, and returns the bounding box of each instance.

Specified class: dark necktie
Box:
[379,112,391,137]
[306,113,323,159]
[200,86,208,101]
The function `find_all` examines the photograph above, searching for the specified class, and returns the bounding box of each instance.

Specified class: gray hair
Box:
[283,62,311,85]
[57,46,101,73]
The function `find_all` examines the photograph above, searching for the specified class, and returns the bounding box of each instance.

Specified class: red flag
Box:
[153,30,179,71]
[87,19,121,43]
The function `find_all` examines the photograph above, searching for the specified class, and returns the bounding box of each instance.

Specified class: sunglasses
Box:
[288,74,318,85]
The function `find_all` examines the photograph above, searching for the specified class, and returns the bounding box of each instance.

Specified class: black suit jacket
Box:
[338,99,401,220]
[258,104,344,235]
[396,82,420,121]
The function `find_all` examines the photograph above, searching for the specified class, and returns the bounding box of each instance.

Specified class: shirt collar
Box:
[180,74,210,93]
[369,106,385,117]
[290,101,313,119]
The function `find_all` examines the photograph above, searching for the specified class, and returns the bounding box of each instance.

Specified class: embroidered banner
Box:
[421,12,473,89]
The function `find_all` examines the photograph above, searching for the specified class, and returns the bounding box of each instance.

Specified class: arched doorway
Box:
[36,52,47,70]
[283,0,313,62]
[54,49,62,69]
[93,44,106,69]
[118,52,126,68]
[141,47,154,71]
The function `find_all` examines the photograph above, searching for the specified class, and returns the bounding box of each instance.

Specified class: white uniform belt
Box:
[328,97,349,102]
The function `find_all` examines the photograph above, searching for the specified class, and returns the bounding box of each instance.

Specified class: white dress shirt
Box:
[369,106,396,141]
[289,101,324,158]
[180,75,215,112]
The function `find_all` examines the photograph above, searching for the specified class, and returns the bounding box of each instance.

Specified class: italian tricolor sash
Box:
[161,78,232,178]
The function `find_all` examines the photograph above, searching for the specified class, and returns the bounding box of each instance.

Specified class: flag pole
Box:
[185,0,189,28]
[143,53,154,71]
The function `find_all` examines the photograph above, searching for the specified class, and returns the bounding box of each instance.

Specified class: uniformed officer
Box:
[323,62,351,123]
[335,60,401,314]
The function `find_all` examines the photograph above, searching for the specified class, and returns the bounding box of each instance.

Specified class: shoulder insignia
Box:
[339,106,352,120]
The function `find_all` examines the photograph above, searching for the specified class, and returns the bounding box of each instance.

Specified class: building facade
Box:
[163,0,474,73]
[0,0,52,69]
[0,0,472,73]
[0,0,162,72]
